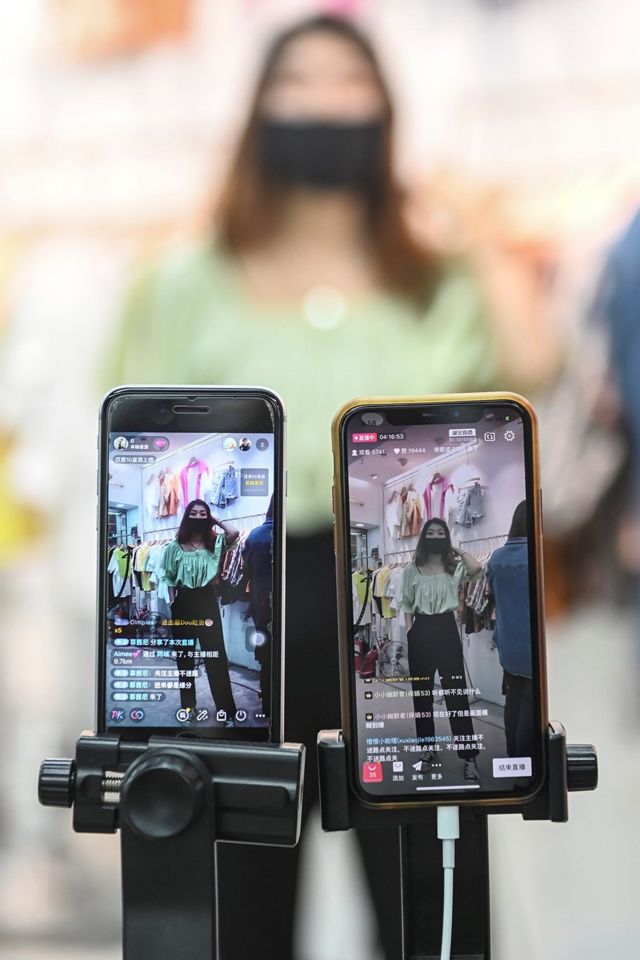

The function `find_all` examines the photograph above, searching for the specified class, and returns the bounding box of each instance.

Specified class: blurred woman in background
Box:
[110,13,553,958]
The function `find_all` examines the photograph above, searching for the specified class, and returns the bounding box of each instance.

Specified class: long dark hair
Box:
[508,500,528,539]
[177,499,217,552]
[414,518,457,574]
[215,14,440,307]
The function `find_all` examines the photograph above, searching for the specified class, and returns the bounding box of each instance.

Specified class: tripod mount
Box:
[317,721,597,960]
[39,733,305,960]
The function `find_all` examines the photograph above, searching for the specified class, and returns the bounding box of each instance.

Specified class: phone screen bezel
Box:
[97,385,285,743]
[337,396,547,806]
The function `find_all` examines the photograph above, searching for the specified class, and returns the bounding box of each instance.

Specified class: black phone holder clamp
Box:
[318,722,597,960]
[38,733,305,960]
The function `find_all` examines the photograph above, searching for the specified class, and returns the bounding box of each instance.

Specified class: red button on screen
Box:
[362,762,383,783]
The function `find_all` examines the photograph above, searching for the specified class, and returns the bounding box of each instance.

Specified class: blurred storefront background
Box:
[1,1,640,958]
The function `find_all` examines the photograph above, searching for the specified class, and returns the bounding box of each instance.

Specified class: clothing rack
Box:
[383,548,415,561]
[458,533,508,548]
[222,512,266,525]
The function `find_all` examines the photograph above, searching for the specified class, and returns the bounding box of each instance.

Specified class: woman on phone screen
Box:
[162,499,239,723]
[402,518,483,782]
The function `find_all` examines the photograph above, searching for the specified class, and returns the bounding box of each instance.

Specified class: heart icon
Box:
[394,448,400,455]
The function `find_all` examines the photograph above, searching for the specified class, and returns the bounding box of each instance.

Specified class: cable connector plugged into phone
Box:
[437,805,460,960]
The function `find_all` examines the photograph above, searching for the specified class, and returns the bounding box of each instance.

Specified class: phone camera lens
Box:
[154,402,173,426]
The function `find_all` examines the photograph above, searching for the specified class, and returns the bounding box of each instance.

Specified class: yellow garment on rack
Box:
[353,570,370,607]
[373,565,390,597]
[137,543,152,591]
[374,566,395,618]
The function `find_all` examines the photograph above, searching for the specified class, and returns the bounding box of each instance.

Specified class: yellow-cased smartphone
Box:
[331,393,548,808]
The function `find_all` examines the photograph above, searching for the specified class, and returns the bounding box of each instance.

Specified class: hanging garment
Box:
[385,492,403,541]
[352,570,372,626]
[466,571,490,616]
[410,489,425,537]
[454,482,485,528]
[385,565,405,614]
[180,459,210,504]
[374,565,394,618]
[218,530,250,604]
[146,543,171,603]
[401,488,424,538]
[107,547,132,599]
[158,470,181,518]
[134,542,152,591]
[424,473,455,521]
[144,473,161,523]
[467,482,485,525]
[208,465,239,509]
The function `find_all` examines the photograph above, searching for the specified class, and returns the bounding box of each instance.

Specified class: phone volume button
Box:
[331,485,335,515]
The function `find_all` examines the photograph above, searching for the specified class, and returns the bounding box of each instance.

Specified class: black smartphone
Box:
[98,386,285,742]
[332,392,547,806]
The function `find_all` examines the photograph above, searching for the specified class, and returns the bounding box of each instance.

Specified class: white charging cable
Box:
[437,805,460,960]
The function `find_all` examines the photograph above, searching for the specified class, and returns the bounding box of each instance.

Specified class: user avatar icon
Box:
[113,436,129,450]
[223,437,237,451]
[239,437,252,451]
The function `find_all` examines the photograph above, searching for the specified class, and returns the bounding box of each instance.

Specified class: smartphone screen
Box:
[98,389,283,741]
[338,398,545,802]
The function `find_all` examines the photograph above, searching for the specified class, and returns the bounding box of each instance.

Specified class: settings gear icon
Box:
[504,429,516,442]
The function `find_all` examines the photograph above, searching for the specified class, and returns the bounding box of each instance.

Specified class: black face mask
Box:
[186,517,210,536]
[257,118,385,190]
[425,538,448,556]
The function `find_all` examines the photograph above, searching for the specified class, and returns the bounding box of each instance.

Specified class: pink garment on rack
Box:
[424,473,454,521]
[180,459,209,504]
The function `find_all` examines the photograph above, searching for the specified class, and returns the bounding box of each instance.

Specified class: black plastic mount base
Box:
[317,722,597,960]
[39,734,305,960]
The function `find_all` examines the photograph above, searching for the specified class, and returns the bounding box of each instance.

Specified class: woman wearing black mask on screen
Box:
[162,500,239,722]
[110,15,510,959]
[402,519,483,782]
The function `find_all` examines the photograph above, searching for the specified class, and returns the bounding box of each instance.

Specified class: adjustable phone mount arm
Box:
[39,734,305,960]
[318,722,597,960]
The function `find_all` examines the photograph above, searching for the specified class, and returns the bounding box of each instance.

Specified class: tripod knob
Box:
[567,744,598,792]
[38,758,76,807]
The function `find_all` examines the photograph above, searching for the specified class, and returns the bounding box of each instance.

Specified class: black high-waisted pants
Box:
[170,583,236,718]
[407,611,479,760]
